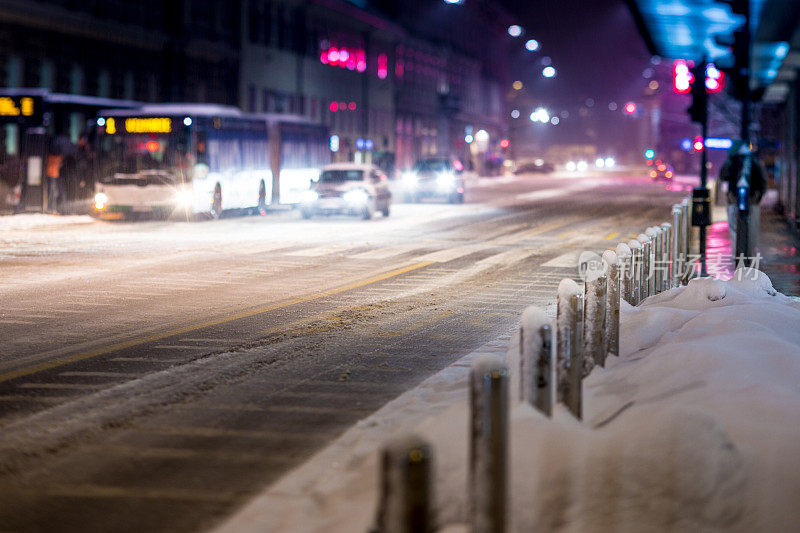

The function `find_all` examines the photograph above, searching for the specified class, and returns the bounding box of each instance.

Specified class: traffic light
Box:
[673,59,693,94]
[693,136,704,151]
[704,64,725,93]
[687,61,708,124]
[644,148,655,159]
[499,138,510,149]
[623,102,637,114]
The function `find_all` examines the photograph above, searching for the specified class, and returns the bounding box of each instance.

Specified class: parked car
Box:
[400,157,465,203]
[300,163,391,220]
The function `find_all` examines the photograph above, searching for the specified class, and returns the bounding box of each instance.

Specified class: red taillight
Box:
[145,140,159,152]
[657,164,666,171]
[665,171,673,178]
[649,170,657,178]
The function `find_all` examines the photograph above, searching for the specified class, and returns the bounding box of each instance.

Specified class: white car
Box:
[300,163,392,220]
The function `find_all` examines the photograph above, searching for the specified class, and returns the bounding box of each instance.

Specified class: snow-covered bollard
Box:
[583,269,607,368]
[518,306,553,416]
[680,198,690,275]
[660,222,672,292]
[373,435,432,533]
[603,250,620,358]
[616,242,632,305]
[628,239,642,305]
[637,233,652,300]
[646,226,662,294]
[671,205,682,288]
[469,355,508,533]
[557,279,584,418]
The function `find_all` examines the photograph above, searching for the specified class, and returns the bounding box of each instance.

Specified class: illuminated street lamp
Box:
[525,39,539,51]
[507,25,523,37]
[542,66,556,78]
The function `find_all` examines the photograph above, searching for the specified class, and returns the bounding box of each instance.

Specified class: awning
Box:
[626,0,797,102]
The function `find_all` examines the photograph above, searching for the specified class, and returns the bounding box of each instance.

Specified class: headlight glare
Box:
[300,190,319,203]
[343,189,369,205]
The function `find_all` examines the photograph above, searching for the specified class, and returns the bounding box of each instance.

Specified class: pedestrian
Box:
[45,151,64,213]
[718,140,766,260]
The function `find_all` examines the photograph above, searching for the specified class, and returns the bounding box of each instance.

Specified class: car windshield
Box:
[319,169,364,183]
[413,159,451,172]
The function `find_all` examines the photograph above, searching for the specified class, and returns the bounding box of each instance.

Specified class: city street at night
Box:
[2,0,800,531]
[0,171,684,531]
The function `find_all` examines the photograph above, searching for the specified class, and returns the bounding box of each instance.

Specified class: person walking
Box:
[45,152,64,213]
[718,141,766,261]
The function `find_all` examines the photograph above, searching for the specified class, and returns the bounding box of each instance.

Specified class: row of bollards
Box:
[374,200,694,532]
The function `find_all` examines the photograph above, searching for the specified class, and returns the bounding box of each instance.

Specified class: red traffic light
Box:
[499,138,510,149]
[673,59,693,94]
[704,64,725,93]
[624,102,637,114]
[693,136,704,151]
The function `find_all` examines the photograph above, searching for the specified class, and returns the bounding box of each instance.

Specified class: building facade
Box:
[1,0,509,186]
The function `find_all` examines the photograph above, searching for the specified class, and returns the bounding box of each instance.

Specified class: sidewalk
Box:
[705,191,800,296]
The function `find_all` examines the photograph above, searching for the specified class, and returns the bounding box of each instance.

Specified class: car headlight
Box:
[437,172,456,187]
[402,172,418,188]
[300,190,319,203]
[343,189,369,205]
[175,190,193,207]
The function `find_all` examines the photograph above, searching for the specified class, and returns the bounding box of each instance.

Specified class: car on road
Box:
[649,161,674,181]
[300,163,391,220]
[514,159,554,174]
[400,157,465,203]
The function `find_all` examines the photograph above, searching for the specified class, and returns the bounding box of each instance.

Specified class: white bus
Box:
[93,104,328,219]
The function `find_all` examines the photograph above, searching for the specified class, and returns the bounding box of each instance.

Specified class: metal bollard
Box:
[671,205,682,287]
[556,279,578,404]
[646,227,661,294]
[637,234,651,300]
[519,313,553,416]
[628,240,642,305]
[616,242,632,305]
[680,199,690,277]
[470,356,508,533]
[583,273,607,368]
[660,222,672,292]
[603,251,620,357]
[374,435,432,533]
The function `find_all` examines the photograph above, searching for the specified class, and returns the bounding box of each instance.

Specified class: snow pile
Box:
[218,270,800,532]
[0,213,96,230]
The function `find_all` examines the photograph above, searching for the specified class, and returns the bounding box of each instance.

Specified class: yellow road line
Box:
[604,232,619,240]
[0,261,434,384]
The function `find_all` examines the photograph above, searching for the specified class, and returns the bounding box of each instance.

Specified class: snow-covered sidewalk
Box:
[216,269,800,532]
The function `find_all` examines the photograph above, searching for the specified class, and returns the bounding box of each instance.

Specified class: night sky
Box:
[500,0,652,104]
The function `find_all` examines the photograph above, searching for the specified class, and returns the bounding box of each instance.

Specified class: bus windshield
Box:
[319,169,364,183]
[98,131,190,181]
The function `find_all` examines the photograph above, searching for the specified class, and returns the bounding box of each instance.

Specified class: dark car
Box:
[514,159,554,174]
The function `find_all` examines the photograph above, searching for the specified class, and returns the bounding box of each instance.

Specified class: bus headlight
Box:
[175,190,193,207]
[343,189,369,205]
[402,172,418,188]
[300,190,319,204]
[94,192,107,210]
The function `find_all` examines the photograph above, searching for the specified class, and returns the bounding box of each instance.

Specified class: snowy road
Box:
[0,170,688,531]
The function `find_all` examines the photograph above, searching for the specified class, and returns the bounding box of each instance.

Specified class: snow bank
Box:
[0,213,95,230]
[218,271,800,532]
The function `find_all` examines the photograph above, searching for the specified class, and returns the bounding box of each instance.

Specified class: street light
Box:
[510,109,520,119]
[542,66,556,78]
[507,25,523,37]
[525,39,539,51]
